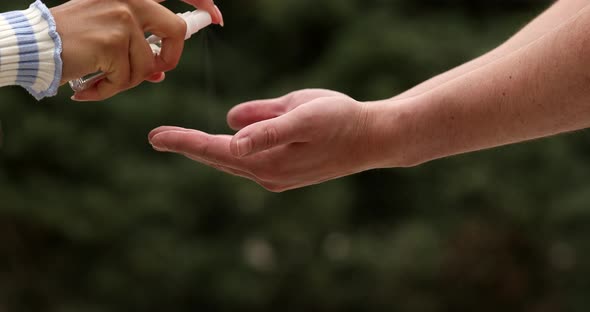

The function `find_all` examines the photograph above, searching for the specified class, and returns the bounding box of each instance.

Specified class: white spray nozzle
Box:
[146,10,212,44]
[180,10,212,39]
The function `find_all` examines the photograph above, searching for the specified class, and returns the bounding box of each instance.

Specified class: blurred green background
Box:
[2,0,590,311]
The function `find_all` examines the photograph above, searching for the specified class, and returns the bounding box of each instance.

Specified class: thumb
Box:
[230,111,310,158]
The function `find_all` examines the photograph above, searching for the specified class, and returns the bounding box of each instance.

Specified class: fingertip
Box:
[226,108,243,131]
[181,0,223,25]
[150,130,188,152]
[226,104,244,129]
[148,126,190,141]
[150,129,208,153]
[71,94,86,102]
[149,132,170,152]
[148,128,166,142]
[71,90,97,102]
[146,72,166,83]
[214,5,224,26]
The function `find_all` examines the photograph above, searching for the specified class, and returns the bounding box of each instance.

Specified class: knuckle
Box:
[262,126,280,149]
[103,30,128,50]
[156,19,186,72]
[180,135,212,158]
[354,102,371,136]
[297,108,317,126]
[283,90,301,107]
[172,17,187,38]
[198,137,212,158]
[111,3,135,25]
[351,101,372,150]
[100,5,134,48]
[292,108,317,136]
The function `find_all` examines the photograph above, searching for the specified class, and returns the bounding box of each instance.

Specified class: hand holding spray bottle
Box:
[69,10,212,92]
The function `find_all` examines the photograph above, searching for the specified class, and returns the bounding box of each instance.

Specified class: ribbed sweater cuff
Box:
[0,1,63,100]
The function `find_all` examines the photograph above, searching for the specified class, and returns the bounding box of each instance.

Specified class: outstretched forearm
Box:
[392,0,590,101]
[145,1,590,192]
[373,3,590,167]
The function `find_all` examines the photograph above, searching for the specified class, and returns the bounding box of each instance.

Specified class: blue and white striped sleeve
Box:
[0,0,62,100]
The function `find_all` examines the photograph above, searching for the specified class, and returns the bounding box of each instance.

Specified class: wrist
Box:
[362,98,412,169]
[364,95,438,169]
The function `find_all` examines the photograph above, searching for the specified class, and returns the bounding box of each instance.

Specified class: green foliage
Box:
[2,0,589,311]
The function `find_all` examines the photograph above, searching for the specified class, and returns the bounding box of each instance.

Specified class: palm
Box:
[149,89,373,192]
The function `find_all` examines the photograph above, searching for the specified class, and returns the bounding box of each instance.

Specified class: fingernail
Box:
[214,5,224,27]
[236,137,252,157]
[72,92,96,102]
[147,72,164,82]
[71,94,87,102]
[150,135,169,152]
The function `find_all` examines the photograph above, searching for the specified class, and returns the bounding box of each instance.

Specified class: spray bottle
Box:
[69,10,212,92]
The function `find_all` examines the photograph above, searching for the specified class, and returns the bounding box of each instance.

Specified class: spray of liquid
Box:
[198,29,246,132]
[197,29,258,132]
[202,29,215,130]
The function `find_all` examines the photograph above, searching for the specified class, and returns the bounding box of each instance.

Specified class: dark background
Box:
[2,0,589,311]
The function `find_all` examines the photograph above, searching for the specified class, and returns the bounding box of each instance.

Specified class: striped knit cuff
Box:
[0,1,62,100]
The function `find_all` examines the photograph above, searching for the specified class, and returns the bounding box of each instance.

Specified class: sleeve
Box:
[0,0,62,100]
